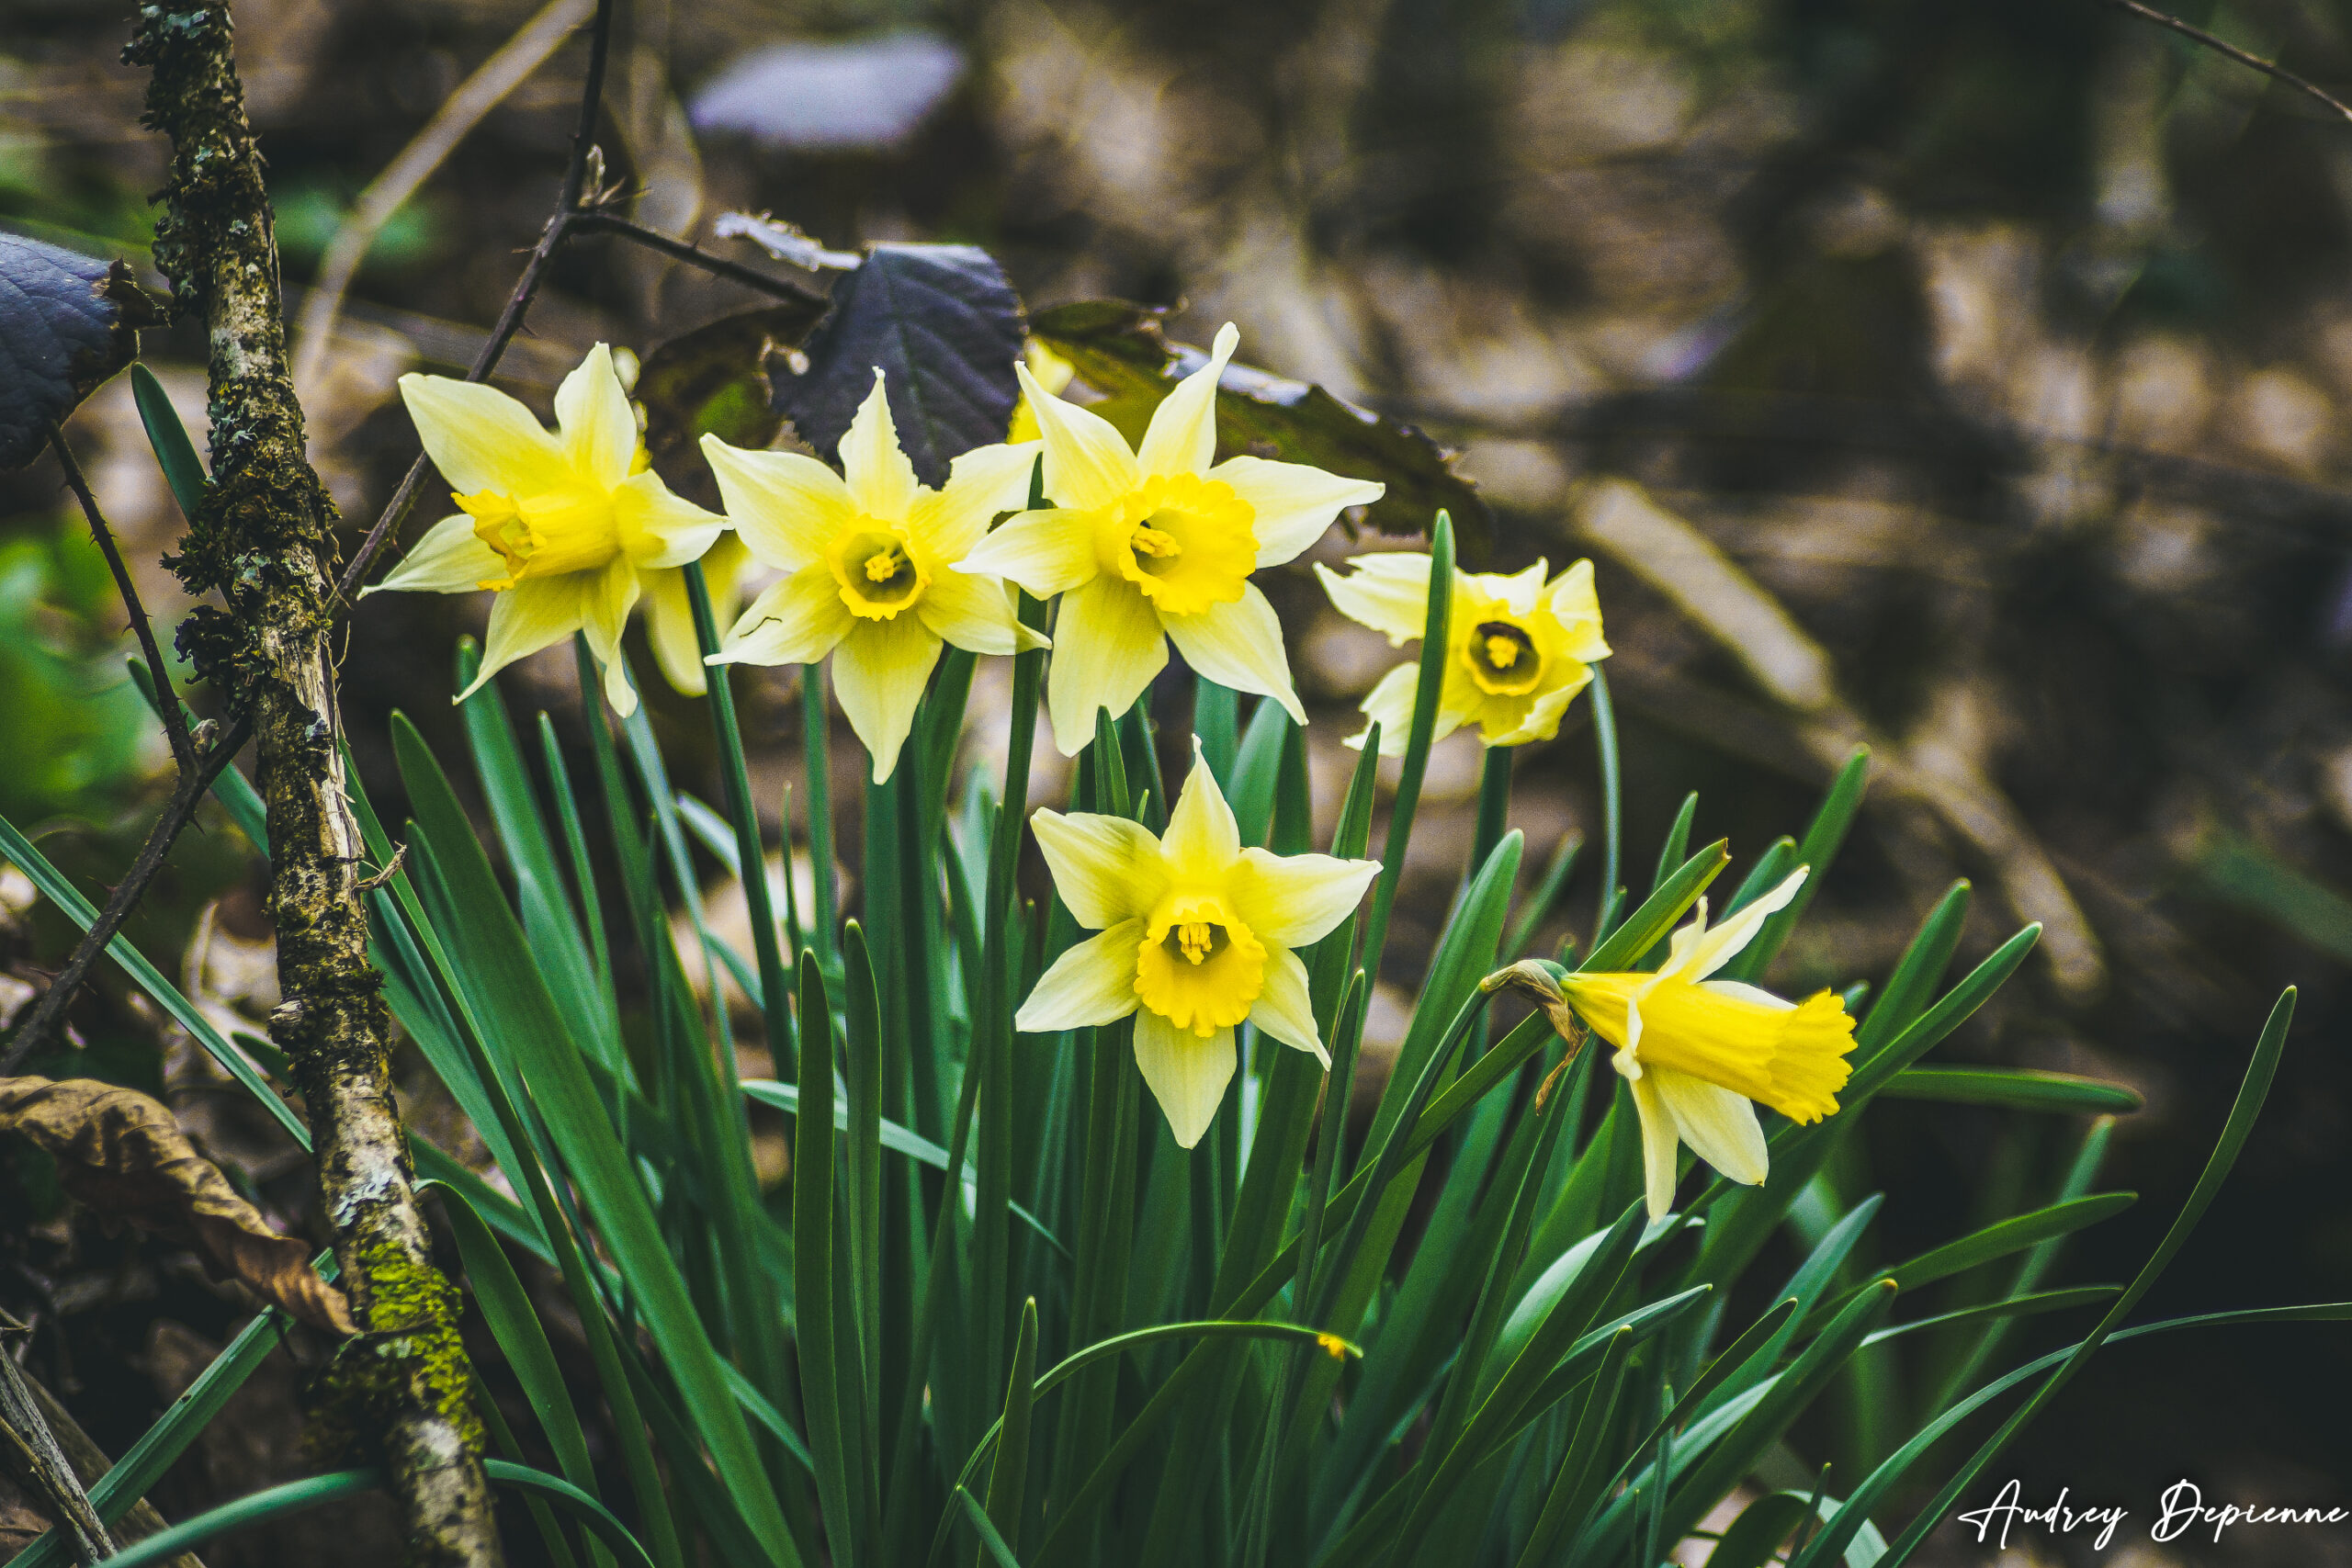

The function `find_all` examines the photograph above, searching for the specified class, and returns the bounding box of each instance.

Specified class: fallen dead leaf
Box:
[0,1077,354,1335]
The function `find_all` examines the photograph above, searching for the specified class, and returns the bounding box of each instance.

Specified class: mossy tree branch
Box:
[121,6,501,1565]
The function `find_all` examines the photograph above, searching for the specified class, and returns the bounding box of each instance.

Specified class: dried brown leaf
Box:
[0,1077,354,1335]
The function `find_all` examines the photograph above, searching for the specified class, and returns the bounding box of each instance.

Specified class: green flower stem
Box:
[1589,662,1623,945]
[1471,743,1514,881]
[802,659,840,976]
[1359,511,1456,975]
[684,559,797,1078]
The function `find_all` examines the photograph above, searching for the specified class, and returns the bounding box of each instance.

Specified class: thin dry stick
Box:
[46,423,193,773]
[569,210,834,304]
[0,1313,112,1565]
[2099,0,2352,124]
[289,0,594,397]
[334,0,619,604]
[6,0,622,1078]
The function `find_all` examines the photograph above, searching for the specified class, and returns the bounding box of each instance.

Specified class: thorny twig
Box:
[46,424,192,773]
[2098,0,2352,126]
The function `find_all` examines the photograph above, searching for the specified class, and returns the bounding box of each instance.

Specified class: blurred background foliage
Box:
[5,0,2352,1561]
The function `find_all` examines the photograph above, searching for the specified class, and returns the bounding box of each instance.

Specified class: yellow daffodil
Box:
[364,344,728,716]
[1552,869,1856,1218]
[958,323,1386,757]
[1317,552,1610,755]
[702,375,1046,784]
[1014,746,1379,1147]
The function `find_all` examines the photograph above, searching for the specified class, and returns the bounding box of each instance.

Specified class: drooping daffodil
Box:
[363,344,729,715]
[1317,552,1610,755]
[702,375,1046,783]
[1497,869,1855,1218]
[1014,746,1379,1147]
[958,323,1386,757]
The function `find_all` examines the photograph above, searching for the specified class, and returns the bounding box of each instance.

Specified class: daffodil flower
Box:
[701,376,1046,784]
[1551,869,1856,1218]
[363,344,728,716]
[1317,553,1610,755]
[958,324,1386,757]
[1014,746,1379,1147]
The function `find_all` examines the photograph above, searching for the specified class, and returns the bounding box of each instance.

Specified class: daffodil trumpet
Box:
[1498,868,1857,1218]
[958,323,1387,757]
[702,373,1047,784]
[1014,745,1380,1147]
[363,343,731,716]
[1317,552,1611,755]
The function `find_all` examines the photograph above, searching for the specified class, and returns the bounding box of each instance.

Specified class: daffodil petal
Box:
[400,373,571,497]
[1699,979,1797,1011]
[554,344,640,489]
[1136,321,1238,480]
[613,470,726,568]
[839,373,921,521]
[702,436,858,570]
[1546,559,1611,662]
[956,507,1098,600]
[1670,868,1808,983]
[582,557,643,715]
[1316,553,1436,647]
[367,513,503,596]
[1016,919,1145,1032]
[1623,1070,1681,1221]
[1017,360,1139,512]
[1030,808,1169,928]
[1162,750,1241,870]
[1484,671,1586,748]
[639,567,707,696]
[1045,576,1167,758]
[1490,559,1550,617]
[1162,585,1304,725]
[832,614,942,784]
[916,570,1042,655]
[910,439,1041,560]
[465,573,590,701]
[1215,455,1385,567]
[1348,663,1423,757]
[1649,1066,1769,1187]
[717,565,854,667]
[1228,848,1379,947]
[1246,943,1327,1064]
[1132,1010,1236,1149]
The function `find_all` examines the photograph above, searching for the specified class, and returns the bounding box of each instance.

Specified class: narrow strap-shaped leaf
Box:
[1865,987,2297,1568]
[1361,510,1453,968]
[1508,1325,1635,1568]
[794,949,858,1563]
[958,1488,1026,1568]
[1580,840,1730,973]
[980,1299,1041,1561]
[425,1180,602,1526]
[130,361,205,521]
[1719,746,1869,983]
[1879,1066,2143,1114]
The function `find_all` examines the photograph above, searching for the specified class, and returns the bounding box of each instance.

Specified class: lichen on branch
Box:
[121,6,502,1564]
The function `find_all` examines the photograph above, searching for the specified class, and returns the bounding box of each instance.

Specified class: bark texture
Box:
[123,6,501,1564]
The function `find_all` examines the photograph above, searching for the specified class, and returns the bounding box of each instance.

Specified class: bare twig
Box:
[334,0,619,604]
[15,0,625,1077]
[0,723,247,1068]
[2098,0,2352,125]
[0,1312,112,1565]
[46,423,193,773]
[572,209,836,303]
[291,0,595,397]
